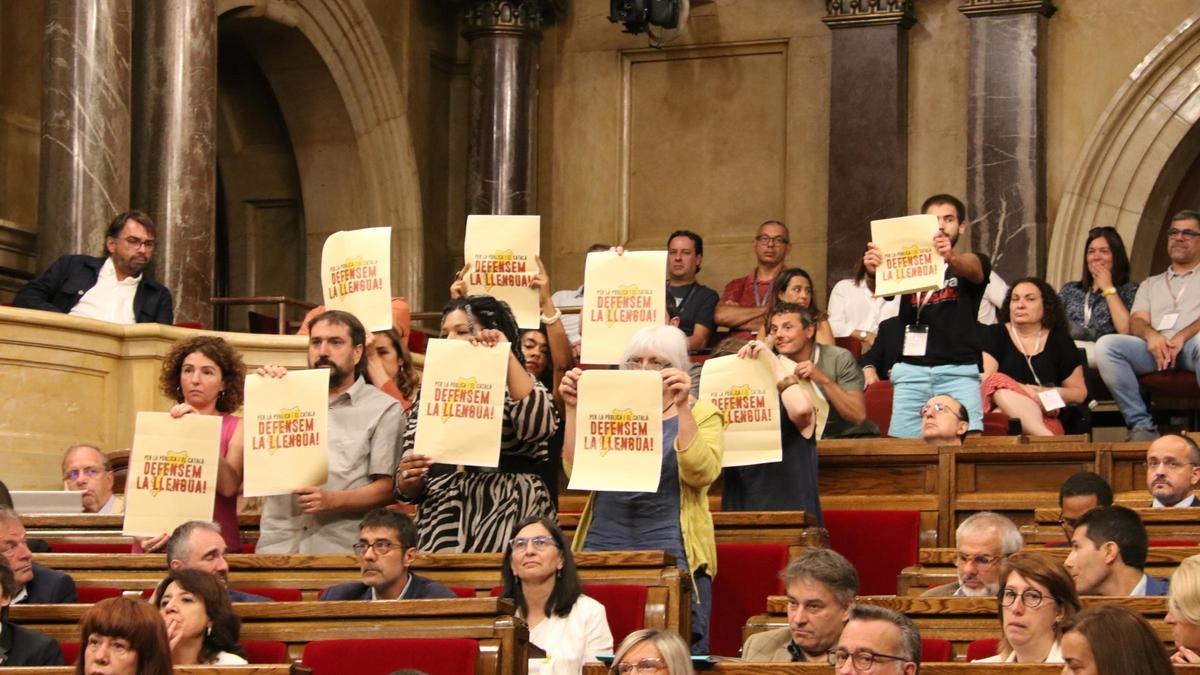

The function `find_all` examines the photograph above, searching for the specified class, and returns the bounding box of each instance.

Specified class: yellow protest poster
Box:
[580,251,669,365]
[122,412,221,537]
[698,353,782,467]
[242,369,330,497]
[321,227,393,331]
[568,369,663,492]
[413,338,509,467]
[464,215,541,329]
[871,214,944,297]
[778,355,830,440]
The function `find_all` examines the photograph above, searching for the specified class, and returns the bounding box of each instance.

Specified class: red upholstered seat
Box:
[966,638,1001,661]
[237,587,302,601]
[303,638,478,675]
[835,335,863,360]
[824,510,919,595]
[50,542,133,554]
[60,641,80,665]
[982,411,1010,436]
[710,543,790,657]
[243,641,288,664]
[864,381,894,436]
[76,587,123,603]
[1150,539,1198,547]
[922,638,953,662]
[173,321,203,329]
[584,584,647,647]
[451,586,477,598]
[1140,371,1200,398]
[407,329,429,354]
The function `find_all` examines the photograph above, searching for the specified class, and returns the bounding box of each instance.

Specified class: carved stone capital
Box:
[461,0,563,38]
[823,0,916,30]
[959,0,1056,19]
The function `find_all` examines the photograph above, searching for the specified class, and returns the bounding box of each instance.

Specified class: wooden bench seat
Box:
[11,598,525,675]
[7,668,296,675]
[1026,506,1198,545]
[21,514,260,548]
[559,511,825,554]
[583,664,1200,674]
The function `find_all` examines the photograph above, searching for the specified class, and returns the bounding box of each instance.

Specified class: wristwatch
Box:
[858,330,868,339]
[1101,287,1117,297]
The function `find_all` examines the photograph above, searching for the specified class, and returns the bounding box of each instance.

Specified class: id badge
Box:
[1157,313,1180,331]
[903,325,929,357]
[1038,388,1066,412]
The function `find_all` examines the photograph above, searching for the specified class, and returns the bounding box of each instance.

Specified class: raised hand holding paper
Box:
[568,369,663,492]
[321,227,392,331]
[699,353,782,467]
[243,369,330,497]
[464,215,541,329]
[779,354,830,440]
[123,412,220,537]
[413,338,509,467]
[581,250,669,364]
[870,214,943,297]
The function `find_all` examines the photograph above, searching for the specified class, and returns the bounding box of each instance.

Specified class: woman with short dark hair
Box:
[1061,604,1172,675]
[76,596,173,675]
[152,569,246,665]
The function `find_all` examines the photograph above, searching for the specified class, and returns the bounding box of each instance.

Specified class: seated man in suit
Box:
[165,521,270,602]
[321,509,455,601]
[1058,471,1113,541]
[0,557,63,665]
[0,506,76,604]
[831,604,920,675]
[922,511,1021,597]
[1147,434,1200,508]
[61,444,123,514]
[741,548,859,662]
[1065,505,1168,596]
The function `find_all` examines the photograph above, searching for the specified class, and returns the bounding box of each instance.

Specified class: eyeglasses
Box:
[1001,588,1049,609]
[623,357,669,371]
[121,235,156,249]
[511,535,556,553]
[755,234,789,246]
[64,466,107,482]
[352,540,401,556]
[1167,227,1200,239]
[955,553,1002,568]
[613,657,666,674]
[1058,516,1080,530]
[1147,458,1193,471]
[920,402,967,421]
[827,649,909,671]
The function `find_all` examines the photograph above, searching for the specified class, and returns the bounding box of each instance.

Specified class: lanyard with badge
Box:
[1083,291,1097,327]
[903,263,949,357]
[1008,324,1065,411]
[1157,271,1194,332]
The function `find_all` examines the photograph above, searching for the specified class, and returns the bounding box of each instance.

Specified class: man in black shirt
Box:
[666,230,719,351]
[862,194,990,438]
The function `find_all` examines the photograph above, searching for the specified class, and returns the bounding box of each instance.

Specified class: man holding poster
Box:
[255,310,403,553]
[863,194,990,438]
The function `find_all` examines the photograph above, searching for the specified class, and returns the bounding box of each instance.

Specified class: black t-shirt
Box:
[896,254,992,367]
[667,282,719,337]
[982,323,1083,386]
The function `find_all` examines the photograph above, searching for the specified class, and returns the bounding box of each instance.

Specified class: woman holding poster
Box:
[395,295,559,553]
[758,268,835,345]
[364,326,419,411]
[135,337,246,552]
[559,325,724,655]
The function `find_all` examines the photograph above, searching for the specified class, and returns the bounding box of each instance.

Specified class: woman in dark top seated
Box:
[981,277,1087,436]
[153,569,247,665]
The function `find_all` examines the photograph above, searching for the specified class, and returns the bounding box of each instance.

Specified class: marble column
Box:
[131,0,217,324]
[37,0,132,270]
[823,1,915,289]
[961,0,1056,280]
[461,1,558,215]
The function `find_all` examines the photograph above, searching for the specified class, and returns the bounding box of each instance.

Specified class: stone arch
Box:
[217,0,425,304]
[1048,11,1200,285]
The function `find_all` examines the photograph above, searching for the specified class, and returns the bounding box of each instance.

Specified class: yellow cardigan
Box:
[566,399,725,578]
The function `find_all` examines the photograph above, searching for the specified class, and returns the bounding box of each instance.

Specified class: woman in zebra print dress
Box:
[395,294,559,553]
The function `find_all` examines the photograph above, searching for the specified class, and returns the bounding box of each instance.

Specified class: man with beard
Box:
[922,511,1021,597]
[319,509,454,600]
[255,310,404,553]
[164,521,269,602]
[862,194,990,438]
[14,210,173,324]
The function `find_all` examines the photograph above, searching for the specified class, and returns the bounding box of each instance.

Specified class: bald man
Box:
[61,445,122,514]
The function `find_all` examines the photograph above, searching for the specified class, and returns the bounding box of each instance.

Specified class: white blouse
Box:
[827,278,896,337]
[526,595,614,675]
[974,640,1063,664]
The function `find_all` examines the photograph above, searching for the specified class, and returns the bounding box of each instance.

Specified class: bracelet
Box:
[1101,287,1117,298]
[540,308,562,325]
[776,375,800,393]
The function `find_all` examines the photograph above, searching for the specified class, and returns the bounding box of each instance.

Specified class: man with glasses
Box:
[0,506,76,604]
[1146,434,1200,508]
[715,220,791,340]
[321,509,454,601]
[165,520,269,602]
[919,395,970,446]
[13,210,173,324]
[829,603,920,675]
[922,511,1021,597]
[1096,210,1200,441]
[1057,472,1113,541]
[61,444,122,514]
[1064,505,1168,596]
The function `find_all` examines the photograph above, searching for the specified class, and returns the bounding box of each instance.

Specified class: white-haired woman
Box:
[560,325,723,655]
[610,629,695,675]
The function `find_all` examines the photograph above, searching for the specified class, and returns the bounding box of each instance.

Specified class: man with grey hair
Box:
[61,444,122,514]
[831,603,920,675]
[921,511,1021,597]
[0,506,76,604]
[164,521,269,602]
[741,548,859,662]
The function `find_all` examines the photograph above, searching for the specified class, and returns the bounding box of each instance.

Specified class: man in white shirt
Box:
[61,445,122,514]
[1146,434,1200,508]
[13,211,173,324]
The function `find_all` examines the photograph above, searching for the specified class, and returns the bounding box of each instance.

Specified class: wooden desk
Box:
[1026,506,1197,545]
[559,511,825,553]
[21,514,261,548]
